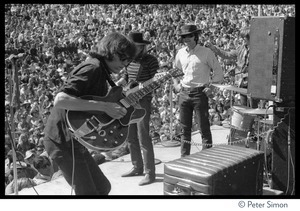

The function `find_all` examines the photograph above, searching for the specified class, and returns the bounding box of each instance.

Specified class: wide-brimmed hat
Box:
[128,32,151,45]
[178,24,201,36]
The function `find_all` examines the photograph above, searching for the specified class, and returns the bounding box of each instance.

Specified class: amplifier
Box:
[271,104,295,195]
[248,16,295,103]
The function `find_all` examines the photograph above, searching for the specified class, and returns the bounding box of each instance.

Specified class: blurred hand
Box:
[203,87,214,99]
[204,41,214,50]
[174,84,181,92]
[105,102,127,119]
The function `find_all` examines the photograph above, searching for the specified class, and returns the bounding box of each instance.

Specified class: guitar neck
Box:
[126,76,159,95]
[123,73,173,106]
[118,68,182,108]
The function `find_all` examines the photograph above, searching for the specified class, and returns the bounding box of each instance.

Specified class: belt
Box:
[181,86,205,92]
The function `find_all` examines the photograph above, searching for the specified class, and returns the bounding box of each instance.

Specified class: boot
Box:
[121,167,143,177]
[138,173,155,186]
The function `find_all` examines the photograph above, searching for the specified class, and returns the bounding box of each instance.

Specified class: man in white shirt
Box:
[173,24,223,157]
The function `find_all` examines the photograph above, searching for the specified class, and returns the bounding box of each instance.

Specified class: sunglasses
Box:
[116,52,132,63]
[43,162,51,168]
[181,34,194,39]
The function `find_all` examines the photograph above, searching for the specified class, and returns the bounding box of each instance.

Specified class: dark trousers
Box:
[43,136,111,195]
[127,95,155,175]
[179,89,212,157]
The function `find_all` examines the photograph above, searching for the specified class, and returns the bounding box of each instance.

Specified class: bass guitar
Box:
[66,68,183,152]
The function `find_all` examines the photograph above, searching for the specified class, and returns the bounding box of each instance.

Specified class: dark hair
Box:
[7,151,25,163]
[240,27,250,40]
[214,102,224,113]
[194,32,199,44]
[33,155,51,170]
[92,32,137,61]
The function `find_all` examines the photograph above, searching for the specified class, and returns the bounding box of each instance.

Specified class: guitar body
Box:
[66,86,146,151]
[66,69,183,152]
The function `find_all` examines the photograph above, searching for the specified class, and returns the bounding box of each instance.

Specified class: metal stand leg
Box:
[245,131,251,148]
[256,117,260,150]
[169,81,173,142]
[228,90,233,144]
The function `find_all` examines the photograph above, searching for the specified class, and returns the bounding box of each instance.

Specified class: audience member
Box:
[5,4,295,193]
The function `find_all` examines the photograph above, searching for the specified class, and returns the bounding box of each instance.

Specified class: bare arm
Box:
[207,50,224,84]
[54,92,127,119]
[206,42,238,60]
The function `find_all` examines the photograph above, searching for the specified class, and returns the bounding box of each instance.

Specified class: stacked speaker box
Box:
[248,16,295,195]
[271,104,295,195]
[248,16,295,103]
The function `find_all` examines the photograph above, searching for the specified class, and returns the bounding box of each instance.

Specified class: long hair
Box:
[240,27,250,40]
[33,155,51,170]
[194,32,199,44]
[92,32,137,61]
[6,177,36,194]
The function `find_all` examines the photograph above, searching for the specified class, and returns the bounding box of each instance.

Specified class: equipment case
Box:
[164,145,264,195]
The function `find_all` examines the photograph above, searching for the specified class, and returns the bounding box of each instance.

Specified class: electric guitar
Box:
[66,68,183,152]
[123,72,166,95]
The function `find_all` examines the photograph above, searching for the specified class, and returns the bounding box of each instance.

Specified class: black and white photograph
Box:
[4,4,295,203]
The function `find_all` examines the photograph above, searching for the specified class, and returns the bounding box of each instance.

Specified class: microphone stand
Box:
[169,80,173,142]
[8,56,19,195]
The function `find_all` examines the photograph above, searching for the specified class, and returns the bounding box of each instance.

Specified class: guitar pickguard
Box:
[66,86,146,151]
[66,69,183,151]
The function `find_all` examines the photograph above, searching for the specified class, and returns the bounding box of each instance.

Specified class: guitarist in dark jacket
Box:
[116,32,159,186]
[43,32,137,195]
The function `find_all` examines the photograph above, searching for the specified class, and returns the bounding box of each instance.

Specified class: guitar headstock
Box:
[168,68,184,78]
[153,72,167,80]
[153,69,183,81]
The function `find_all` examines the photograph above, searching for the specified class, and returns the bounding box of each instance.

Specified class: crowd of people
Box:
[5,4,295,194]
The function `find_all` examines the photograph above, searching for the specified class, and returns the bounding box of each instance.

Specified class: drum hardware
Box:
[231,106,256,131]
[245,131,251,148]
[228,105,275,151]
[238,108,273,115]
[212,84,254,145]
[211,84,248,95]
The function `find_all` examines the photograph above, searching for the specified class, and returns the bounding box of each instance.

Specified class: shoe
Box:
[138,174,155,186]
[121,168,143,177]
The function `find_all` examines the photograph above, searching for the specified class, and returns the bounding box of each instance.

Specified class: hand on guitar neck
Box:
[66,68,183,151]
[123,69,183,96]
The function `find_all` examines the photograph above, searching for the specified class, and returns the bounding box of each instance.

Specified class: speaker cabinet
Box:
[248,16,295,103]
[271,104,295,195]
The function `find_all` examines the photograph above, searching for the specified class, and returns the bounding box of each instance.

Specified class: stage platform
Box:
[9,125,239,196]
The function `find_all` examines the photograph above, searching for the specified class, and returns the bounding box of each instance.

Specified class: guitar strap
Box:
[135,62,143,82]
[99,58,117,88]
[129,53,146,83]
